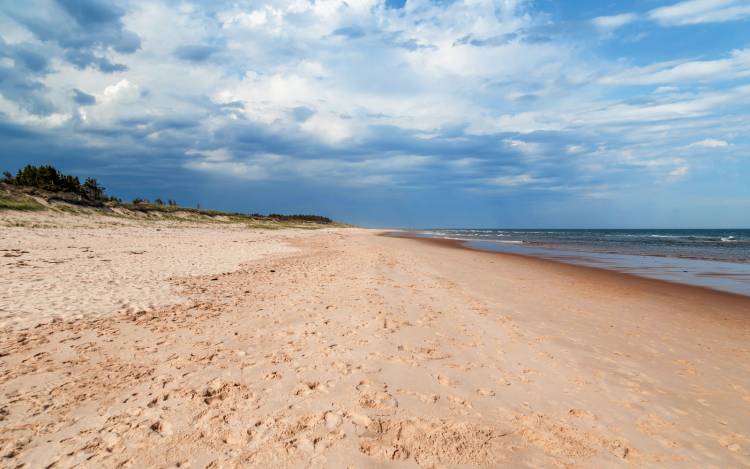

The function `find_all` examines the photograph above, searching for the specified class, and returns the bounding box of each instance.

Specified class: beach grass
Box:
[0,193,44,211]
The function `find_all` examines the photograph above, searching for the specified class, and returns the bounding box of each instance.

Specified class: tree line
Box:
[3,165,107,201]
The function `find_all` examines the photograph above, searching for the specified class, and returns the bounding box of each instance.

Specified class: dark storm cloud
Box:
[2,0,141,73]
[72,89,96,105]
[0,67,54,115]
[0,116,41,139]
[5,42,52,73]
[0,38,56,114]
[55,0,124,26]
[64,49,128,72]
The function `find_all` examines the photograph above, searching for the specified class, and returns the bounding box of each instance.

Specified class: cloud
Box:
[668,165,689,178]
[332,26,367,39]
[504,138,541,155]
[648,0,750,26]
[566,144,585,154]
[0,37,57,114]
[591,1,750,34]
[173,44,222,62]
[3,41,51,73]
[0,68,54,115]
[488,174,536,187]
[101,79,140,103]
[56,0,123,26]
[600,48,750,85]
[185,150,432,187]
[2,0,141,73]
[592,13,638,31]
[689,138,730,148]
[73,89,96,105]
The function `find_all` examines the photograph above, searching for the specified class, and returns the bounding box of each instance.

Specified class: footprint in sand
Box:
[356,380,399,413]
[397,388,440,404]
[435,374,457,387]
[294,381,325,396]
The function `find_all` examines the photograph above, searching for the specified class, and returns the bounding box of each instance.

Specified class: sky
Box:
[1,0,749,228]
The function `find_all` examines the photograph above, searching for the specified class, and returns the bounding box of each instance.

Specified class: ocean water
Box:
[413,229,750,296]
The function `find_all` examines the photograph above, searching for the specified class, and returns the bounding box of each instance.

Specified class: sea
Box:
[411,229,750,297]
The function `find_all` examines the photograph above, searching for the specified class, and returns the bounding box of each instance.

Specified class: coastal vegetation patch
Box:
[1,165,340,228]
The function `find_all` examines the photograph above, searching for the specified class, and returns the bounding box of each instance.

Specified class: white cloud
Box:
[185,160,271,180]
[592,13,638,30]
[101,79,140,103]
[566,144,586,154]
[300,113,356,145]
[601,49,750,85]
[648,0,750,26]
[669,165,689,178]
[504,138,540,154]
[689,138,730,148]
[488,174,535,186]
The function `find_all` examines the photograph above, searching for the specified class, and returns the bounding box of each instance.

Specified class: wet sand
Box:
[2,214,750,467]
[397,232,750,297]
[390,231,750,306]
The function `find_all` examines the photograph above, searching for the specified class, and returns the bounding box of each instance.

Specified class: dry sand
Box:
[0,210,309,329]
[1,212,750,468]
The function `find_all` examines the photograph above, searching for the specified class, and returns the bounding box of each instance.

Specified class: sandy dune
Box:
[1,214,750,467]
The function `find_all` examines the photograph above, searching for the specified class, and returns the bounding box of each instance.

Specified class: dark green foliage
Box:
[132,197,148,205]
[154,198,165,205]
[11,165,82,194]
[82,177,105,200]
[167,199,177,206]
[4,165,107,202]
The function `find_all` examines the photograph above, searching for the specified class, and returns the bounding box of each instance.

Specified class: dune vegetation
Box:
[1,165,341,228]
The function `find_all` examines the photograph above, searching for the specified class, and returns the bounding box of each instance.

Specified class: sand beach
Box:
[1,210,750,467]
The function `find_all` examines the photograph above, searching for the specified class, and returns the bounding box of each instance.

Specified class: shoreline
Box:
[387,230,750,302]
